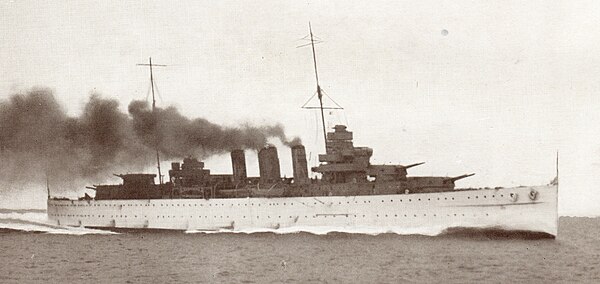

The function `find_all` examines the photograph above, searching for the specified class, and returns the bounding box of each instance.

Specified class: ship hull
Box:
[47,184,558,236]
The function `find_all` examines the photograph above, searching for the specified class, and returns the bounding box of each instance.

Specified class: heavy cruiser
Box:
[47,123,558,236]
[46,25,558,236]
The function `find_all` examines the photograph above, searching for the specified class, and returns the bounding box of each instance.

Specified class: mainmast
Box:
[137,57,166,184]
[300,23,343,152]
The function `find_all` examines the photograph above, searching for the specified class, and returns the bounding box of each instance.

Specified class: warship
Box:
[47,26,559,236]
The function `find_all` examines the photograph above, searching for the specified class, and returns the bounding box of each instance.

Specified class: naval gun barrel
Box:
[85,186,97,191]
[444,173,475,183]
[401,162,425,169]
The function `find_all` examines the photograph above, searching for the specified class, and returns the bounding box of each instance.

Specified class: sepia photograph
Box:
[1,1,599,283]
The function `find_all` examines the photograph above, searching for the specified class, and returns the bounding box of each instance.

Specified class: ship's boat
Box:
[46,26,558,237]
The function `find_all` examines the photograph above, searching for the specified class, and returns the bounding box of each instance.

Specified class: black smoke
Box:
[127,100,298,157]
[0,88,300,193]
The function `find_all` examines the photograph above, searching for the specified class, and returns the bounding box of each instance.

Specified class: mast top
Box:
[136,57,166,111]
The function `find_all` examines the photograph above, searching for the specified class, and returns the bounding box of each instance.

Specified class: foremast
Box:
[309,23,328,151]
[300,23,343,152]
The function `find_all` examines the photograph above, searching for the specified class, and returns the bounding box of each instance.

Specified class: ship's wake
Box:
[0,209,117,235]
[0,209,555,238]
[185,226,555,239]
[184,225,448,236]
[438,227,555,239]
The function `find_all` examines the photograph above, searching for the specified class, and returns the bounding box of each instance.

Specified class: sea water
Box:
[1,209,599,283]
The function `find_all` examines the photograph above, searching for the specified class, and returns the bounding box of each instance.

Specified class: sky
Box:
[1,1,599,216]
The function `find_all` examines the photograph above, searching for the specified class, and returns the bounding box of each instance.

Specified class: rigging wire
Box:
[145,81,152,102]
[153,79,164,103]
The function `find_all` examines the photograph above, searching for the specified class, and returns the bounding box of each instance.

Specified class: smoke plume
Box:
[0,88,300,194]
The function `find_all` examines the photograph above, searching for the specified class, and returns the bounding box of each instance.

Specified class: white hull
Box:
[47,184,558,236]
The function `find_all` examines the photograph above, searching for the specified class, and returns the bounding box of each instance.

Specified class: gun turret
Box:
[444,173,475,184]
